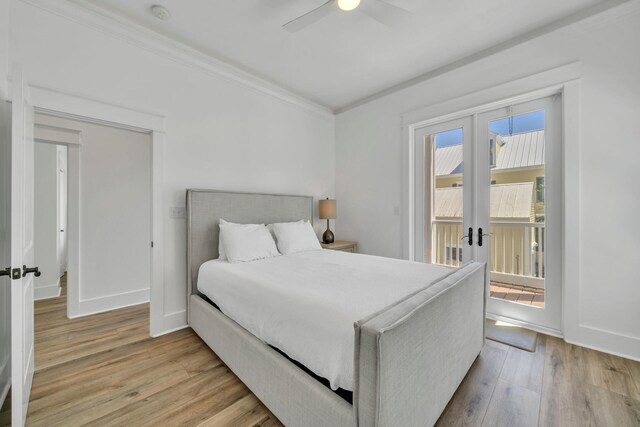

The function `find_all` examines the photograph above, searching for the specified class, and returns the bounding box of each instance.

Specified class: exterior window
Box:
[491,179,497,185]
[536,176,545,202]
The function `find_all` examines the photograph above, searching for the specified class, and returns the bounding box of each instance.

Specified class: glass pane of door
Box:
[414,115,473,266]
[430,128,464,266]
[486,110,546,307]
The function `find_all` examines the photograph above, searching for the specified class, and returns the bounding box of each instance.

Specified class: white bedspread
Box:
[197,249,452,391]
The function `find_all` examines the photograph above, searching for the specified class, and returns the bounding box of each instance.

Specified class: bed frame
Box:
[186,189,486,427]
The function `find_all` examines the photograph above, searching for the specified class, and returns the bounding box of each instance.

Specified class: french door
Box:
[414,94,562,332]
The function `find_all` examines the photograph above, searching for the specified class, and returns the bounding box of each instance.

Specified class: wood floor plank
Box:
[195,394,273,427]
[481,379,540,427]
[539,336,596,426]
[539,336,640,427]
[499,335,546,393]
[27,342,215,423]
[626,357,640,397]
[88,365,239,426]
[140,377,251,427]
[435,340,509,426]
[582,382,640,427]
[582,347,640,401]
[35,319,150,370]
[31,328,195,387]
[254,416,286,427]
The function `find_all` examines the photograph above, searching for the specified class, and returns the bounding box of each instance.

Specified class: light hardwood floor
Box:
[2,275,639,426]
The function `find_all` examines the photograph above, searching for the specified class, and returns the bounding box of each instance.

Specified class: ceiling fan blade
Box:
[361,0,412,28]
[283,0,337,33]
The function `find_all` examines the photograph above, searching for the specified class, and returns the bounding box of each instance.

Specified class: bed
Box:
[187,189,486,427]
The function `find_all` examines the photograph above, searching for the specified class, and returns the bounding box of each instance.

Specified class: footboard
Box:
[354,262,486,427]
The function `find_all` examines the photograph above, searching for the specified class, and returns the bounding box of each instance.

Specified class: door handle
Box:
[460,227,473,246]
[22,265,41,278]
[477,227,491,247]
[1,267,20,280]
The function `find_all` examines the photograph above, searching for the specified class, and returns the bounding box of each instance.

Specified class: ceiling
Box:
[76,0,606,111]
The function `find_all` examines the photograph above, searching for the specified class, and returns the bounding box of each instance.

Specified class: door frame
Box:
[29,84,167,337]
[403,66,581,337]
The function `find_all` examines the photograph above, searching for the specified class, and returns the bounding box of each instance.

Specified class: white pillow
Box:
[271,220,321,255]
[219,222,279,263]
[267,220,303,243]
[218,219,263,260]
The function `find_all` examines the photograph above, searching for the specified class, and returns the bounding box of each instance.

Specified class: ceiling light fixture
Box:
[151,5,171,21]
[337,0,361,11]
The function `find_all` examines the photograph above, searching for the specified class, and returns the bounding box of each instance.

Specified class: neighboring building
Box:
[434,130,545,219]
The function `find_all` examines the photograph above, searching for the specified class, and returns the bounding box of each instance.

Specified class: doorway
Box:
[413,93,562,333]
[33,142,68,302]
[34,113,153,320]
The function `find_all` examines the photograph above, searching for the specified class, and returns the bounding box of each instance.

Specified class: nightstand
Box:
[320,240,357,253]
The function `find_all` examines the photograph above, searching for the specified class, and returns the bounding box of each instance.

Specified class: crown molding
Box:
[18,0,334,118]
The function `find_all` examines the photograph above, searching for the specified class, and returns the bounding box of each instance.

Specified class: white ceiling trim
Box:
[19,0,335,118]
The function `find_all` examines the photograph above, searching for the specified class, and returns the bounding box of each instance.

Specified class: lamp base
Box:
[322,229,334,244]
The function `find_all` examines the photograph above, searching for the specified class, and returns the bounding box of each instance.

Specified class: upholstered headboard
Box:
[186,189,314,304]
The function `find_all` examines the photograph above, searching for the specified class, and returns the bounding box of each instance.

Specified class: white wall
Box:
[36,114,152,313]
[336,2,640,359]
[33,141,60,299]
[9,0,335,331]
[0,0,8,93]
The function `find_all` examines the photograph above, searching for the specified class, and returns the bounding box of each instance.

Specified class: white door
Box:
[413,116,476,267]
[0,79,12,417]
[476,95,562,332]
[10,65,36,427]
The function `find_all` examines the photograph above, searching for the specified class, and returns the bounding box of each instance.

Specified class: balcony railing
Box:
[430,220,545,288]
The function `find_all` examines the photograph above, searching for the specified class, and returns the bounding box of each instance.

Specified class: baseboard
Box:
[486,313,640,361]
[565,324,640,362]
[69,288,149,318]
[34,280,61,300]
[151,310,188,338]
[0,356,9,410]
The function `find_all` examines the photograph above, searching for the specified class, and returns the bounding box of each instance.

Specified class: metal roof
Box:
[497,130,545,170]
[434,144,463,176]
[435,182,535,219]
[434,130,545,176]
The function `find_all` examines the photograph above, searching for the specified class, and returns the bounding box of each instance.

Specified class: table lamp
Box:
[319,198,336,244]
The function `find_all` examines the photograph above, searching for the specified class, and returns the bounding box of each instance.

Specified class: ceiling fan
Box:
[283,0,412,33]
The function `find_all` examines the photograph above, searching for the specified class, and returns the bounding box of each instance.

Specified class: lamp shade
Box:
[319,198,336,219]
